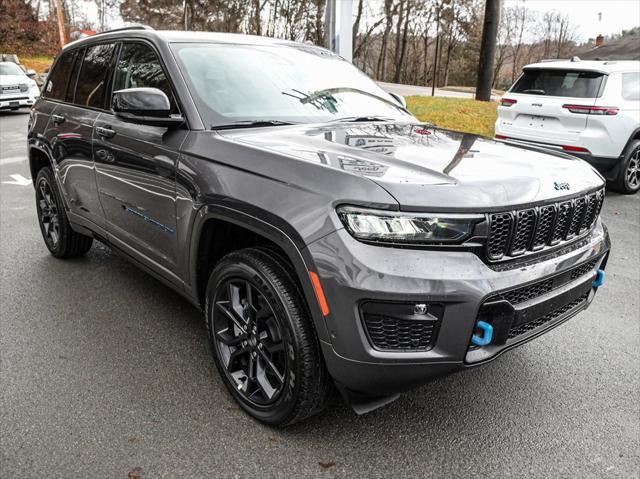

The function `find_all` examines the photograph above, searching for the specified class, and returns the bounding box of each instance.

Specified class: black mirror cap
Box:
[112,87,184,127]
[113,87,171,117]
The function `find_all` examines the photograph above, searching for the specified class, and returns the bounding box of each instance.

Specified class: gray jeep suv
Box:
[28,27,611,426]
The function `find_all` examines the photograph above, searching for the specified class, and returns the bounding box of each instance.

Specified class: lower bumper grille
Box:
[507,293,588,339]
[361,302,443,351]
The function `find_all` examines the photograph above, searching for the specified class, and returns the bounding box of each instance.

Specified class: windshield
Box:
[171,43,414,128]
[0,62,26,76]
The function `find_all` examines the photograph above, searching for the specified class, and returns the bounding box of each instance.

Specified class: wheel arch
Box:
[188,204,331,343]
[28,145,52,185]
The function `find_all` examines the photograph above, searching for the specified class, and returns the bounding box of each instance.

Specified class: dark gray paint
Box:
[28,29,612,402]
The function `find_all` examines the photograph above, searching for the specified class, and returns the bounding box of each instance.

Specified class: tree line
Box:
[2,0,592,90]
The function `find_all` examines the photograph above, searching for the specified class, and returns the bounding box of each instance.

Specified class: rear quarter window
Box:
[44,50,77,101]
[511,69,605,98]
[621,72,640,101]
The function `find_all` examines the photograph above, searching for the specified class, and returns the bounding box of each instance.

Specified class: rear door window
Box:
[74,43,116,108]
[511,69,605,98]
[64,48,84,103]
[44,50,77,101]
[621,72,640,101]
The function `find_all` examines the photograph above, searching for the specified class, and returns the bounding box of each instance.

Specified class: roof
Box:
[579,37,640,61]
[63,26,304,51]
[522,59,640,74]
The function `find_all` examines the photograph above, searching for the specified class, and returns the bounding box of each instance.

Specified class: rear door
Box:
[93,41,186,280]
[498,68,605,144]
[42,44,116,229]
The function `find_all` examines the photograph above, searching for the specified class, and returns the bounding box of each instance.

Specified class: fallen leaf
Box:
[128,466,143,478]
[319,461,336,469]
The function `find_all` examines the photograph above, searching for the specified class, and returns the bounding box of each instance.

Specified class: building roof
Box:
[579,37,640,62]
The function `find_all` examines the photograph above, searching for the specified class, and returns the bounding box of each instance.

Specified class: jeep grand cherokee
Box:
[28,26,611,426]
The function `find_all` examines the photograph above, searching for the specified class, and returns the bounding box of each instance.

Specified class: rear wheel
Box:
[205,247,332,426]
[609,140,640,194]
[35,167,93,258]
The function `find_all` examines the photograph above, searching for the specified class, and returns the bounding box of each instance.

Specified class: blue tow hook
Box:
[593,269,606,288]
[471,321,493,347]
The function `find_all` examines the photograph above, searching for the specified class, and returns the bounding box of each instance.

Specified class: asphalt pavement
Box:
[1,109,638,478]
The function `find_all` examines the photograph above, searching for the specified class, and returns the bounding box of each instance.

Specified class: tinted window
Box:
[65,48,84,103]
[75,43,115,108]
[622,72,640,101]
[512,69,605,98]
[113,43,177,112]
[44,50,76,100]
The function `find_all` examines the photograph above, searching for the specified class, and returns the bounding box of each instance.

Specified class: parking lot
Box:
[1,109,638,477]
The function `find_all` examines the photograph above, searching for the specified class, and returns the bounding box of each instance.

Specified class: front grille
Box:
[508,294,588,339]
[486,189,604,261]
[487,257,600,306]
[364,315,437,350]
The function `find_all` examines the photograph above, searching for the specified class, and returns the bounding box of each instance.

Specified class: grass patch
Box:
[406,96,498,138]
[20,55,54,73]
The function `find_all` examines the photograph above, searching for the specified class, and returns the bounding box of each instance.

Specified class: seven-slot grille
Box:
[487,189,604,260]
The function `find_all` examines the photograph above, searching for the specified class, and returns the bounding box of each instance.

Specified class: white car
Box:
[496,59,640,194]
[0,61,40,111]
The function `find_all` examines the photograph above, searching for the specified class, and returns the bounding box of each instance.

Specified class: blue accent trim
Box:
[593,269,606,288]
[124,206,176,234]
[471,320,493,346]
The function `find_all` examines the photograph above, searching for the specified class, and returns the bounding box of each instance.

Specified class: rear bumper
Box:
[308,220,610,398]
[493,134,621,179]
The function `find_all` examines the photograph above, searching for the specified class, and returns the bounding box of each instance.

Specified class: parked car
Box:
[0,61,40,110]
[496,59,640,194]
[29,27,611,426]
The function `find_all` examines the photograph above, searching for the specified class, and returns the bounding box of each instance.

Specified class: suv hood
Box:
[221,122,605,211]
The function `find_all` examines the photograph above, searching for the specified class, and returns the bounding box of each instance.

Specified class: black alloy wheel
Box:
[213,278,288,405]
[205,248,333,426]
[36,175,61,249]
[34,167,93,258]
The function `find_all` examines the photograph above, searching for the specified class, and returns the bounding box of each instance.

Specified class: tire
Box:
[35,167,93,258]
[609,139,640,194]
[205,247,332,426]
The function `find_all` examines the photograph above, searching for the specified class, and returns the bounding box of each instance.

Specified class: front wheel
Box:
[609,140,640,194]
[205,247,332,426]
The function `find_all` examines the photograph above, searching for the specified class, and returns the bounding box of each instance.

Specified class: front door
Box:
[94,42,186,279]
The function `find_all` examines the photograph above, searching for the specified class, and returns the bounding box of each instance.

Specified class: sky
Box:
[505,0,640,41]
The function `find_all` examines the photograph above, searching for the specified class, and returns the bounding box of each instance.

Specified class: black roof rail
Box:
[92,25,154,36]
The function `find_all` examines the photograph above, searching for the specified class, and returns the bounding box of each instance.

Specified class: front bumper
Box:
[307,219,610,397]
[0,94,39,110]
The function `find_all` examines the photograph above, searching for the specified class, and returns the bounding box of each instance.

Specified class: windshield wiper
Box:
[211,120,296,130]
[331,116,395,123]
[521,89,546,95]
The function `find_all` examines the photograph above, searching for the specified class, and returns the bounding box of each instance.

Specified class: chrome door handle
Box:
[96,126,116,139]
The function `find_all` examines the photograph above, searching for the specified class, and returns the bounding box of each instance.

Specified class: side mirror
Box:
[112,87,184,127]
[389,92,407,109]
[26,69,37,78]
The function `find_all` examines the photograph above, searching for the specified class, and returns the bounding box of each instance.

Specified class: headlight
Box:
[337,206,482,244]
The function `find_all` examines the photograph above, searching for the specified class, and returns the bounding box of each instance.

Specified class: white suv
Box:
[0,62,40,111]
[496,60,640,194]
